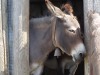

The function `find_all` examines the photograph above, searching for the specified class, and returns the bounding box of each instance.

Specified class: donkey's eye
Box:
[68,29,75,33]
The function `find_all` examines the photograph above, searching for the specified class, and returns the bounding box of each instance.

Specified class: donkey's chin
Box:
[72,54,82,62]
[71,43,86,62]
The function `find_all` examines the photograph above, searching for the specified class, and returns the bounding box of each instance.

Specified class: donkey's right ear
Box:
[45,0,69,19]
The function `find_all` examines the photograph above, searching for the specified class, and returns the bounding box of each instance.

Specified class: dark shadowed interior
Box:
[29,0,84,75]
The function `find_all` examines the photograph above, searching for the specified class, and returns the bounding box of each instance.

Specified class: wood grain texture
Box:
[1,0,9,75]
[83,0,93,74]
[88,13,100,75]
[0,0,4,74]
[84,0,100,75]
[0,0,8,75]
[7,0,29,75]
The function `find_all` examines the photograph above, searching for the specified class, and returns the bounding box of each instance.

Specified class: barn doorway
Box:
[29,0,84,75]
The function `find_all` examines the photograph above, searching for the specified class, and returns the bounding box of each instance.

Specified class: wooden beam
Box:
[7,0,29,75]
[83,0,93,74]
[84,0,100,75]
[0,0,5,74]
[88,12,100,75]
[0,0,8,75]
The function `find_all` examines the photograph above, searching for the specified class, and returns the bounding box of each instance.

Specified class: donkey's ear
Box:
[45,0,68,19]
[61,2,73,15]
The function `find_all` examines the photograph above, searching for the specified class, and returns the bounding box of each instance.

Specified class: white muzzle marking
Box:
[71,43,86,62]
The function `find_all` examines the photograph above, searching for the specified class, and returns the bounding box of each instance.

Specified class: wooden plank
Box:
[88,12,100,75]
[84,0,100,75]
[83,0,93,74]
[7,0,29,75]
[1,0,9,75]
[93,0,100,13]
[0,0,5,74]
[83,0,92,75]
[0,0,8,75]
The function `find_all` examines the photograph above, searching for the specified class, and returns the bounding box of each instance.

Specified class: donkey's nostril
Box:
[79,53,84,58]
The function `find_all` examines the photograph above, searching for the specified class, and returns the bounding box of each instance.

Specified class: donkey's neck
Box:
[29,16,56,63]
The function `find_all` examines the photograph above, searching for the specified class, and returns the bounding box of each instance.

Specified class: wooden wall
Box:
[0,0,29,75]
[84,0,100,75]
[7,0,29,75]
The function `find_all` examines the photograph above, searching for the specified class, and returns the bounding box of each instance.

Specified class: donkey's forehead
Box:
[64,15,80,28]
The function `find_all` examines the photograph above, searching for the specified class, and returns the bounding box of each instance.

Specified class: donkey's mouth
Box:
[72,54,82,62]
[71,43,86,62]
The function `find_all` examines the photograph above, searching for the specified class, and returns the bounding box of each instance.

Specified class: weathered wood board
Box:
[84,0,100,75]
[7,0,29,75]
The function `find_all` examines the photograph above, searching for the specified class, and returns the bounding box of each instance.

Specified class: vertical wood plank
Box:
[93,0,100,12]
[83,0,93,74]
[2,0,9,75]
[0,0,8,75]
[0,0,4,74]
[88,12,100,75]
[7,0,29,75]
[84,0,100,75]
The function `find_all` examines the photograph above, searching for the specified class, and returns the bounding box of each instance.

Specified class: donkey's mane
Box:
[30,16,55,26]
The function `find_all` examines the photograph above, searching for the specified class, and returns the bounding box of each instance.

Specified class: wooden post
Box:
[84,0,100,75]
[0,0,5,74]
[0,0,8,75]
[7,0,29,75]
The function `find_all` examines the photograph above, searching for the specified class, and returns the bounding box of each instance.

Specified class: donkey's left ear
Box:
[45,0,69,19]
[61,2,73,15]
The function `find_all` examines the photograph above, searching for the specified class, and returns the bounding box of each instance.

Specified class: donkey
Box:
[29,0,86,75]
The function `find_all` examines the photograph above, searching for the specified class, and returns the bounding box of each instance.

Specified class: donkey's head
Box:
[45,0,86,62]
